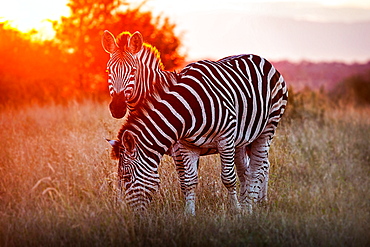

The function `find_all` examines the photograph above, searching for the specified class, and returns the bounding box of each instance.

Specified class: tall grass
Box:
[0,98,369,246]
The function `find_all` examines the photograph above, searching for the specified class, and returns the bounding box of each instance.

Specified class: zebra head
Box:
[101,30,143,119]
[109,130,160,211]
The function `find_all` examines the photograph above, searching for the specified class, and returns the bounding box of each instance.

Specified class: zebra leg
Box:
[234,145,252,213]
[182,152,200,216]
[246,131,273,209]
[258,162,269,202]
[218,139,241,213]
[170,143,200,216]
[170,145,187,195]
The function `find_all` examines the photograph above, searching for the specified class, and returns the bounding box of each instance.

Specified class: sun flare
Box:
[0,0,69,38]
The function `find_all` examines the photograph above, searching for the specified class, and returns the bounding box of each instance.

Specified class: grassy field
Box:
[0,97,369,246]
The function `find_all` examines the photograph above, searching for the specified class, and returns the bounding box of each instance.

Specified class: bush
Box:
[283,87,329,123]
[331,71,370,106]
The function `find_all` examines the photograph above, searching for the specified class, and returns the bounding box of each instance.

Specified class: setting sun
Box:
[0,0,69,38]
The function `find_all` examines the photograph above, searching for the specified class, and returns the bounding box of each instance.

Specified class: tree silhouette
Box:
[0,22,72,105]
[0,1,185,106]
[332,71,370,105]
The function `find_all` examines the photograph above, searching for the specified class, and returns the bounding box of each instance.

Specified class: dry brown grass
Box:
[0,99,369,246]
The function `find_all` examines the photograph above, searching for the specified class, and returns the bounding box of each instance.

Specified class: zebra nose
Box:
[109,92,127,119]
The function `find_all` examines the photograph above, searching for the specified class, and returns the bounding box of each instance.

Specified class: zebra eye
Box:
[106,69,109,73]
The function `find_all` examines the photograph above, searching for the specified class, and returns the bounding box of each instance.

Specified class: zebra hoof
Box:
[185,200,196,216]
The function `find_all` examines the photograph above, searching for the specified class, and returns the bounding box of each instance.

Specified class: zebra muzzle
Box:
[109,91,127,119]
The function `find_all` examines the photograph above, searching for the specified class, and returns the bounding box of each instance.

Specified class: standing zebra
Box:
[101,30,170,119]
[102,31,288,214]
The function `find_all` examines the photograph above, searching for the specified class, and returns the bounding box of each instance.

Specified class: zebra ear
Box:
[128,31,143,54]
[122,131,137,156]
[102,30,119,54]
[106,138,120,147]
[106,139,121,160]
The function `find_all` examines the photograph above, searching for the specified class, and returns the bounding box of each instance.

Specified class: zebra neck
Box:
[127,70,176,111]
[125,79,186,160]
[128,46,174,109]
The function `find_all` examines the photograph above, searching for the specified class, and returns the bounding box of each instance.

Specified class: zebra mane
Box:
[141,44,165,71]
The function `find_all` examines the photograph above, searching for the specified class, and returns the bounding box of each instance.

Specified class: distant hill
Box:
[273,61,370,91]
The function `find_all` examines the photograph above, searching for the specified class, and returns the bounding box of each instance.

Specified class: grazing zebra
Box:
[102,31,288,214]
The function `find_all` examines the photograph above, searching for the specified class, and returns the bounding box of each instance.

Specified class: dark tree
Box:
[332,71,370,105]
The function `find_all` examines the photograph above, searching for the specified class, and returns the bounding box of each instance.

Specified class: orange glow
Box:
[0,0,69,39]
[0,0,184,106]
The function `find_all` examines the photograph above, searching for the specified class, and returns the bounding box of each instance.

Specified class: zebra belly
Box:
[179,130,261,150]
[179,139,218,149]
